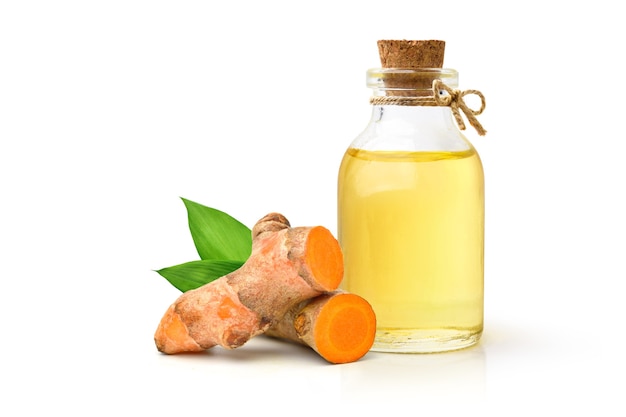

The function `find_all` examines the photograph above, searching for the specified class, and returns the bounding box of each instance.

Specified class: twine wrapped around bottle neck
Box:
[370,79,487,136]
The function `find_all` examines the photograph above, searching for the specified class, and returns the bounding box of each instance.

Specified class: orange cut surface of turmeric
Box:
[312,293,376,363]
[304,226,344,292]
[267,291,376,364]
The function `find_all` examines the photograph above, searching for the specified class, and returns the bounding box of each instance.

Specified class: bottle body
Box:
[338,70,484,352]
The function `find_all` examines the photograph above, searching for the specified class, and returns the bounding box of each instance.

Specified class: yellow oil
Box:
[337,147,484,352]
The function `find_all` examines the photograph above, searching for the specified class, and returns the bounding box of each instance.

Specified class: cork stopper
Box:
[375,40,446,96]
[377,40,445,68]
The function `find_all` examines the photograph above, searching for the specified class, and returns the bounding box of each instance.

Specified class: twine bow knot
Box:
[433,79,487,136]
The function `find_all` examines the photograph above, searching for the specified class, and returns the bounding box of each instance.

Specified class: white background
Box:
[1,1,625,415]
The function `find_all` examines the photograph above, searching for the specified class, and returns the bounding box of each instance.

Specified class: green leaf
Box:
[181,197,252,261]
[156,259,245,292]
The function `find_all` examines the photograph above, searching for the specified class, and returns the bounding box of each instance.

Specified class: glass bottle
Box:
[337,68,485,353]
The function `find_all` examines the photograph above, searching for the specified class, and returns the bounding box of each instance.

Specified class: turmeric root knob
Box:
[251,212,290,238]
[154,304,203,353]
[154,213,344,354]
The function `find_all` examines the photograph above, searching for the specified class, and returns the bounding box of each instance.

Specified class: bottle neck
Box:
[355,104,471,152]
[351,68,483,152]
[370,104,456,128]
